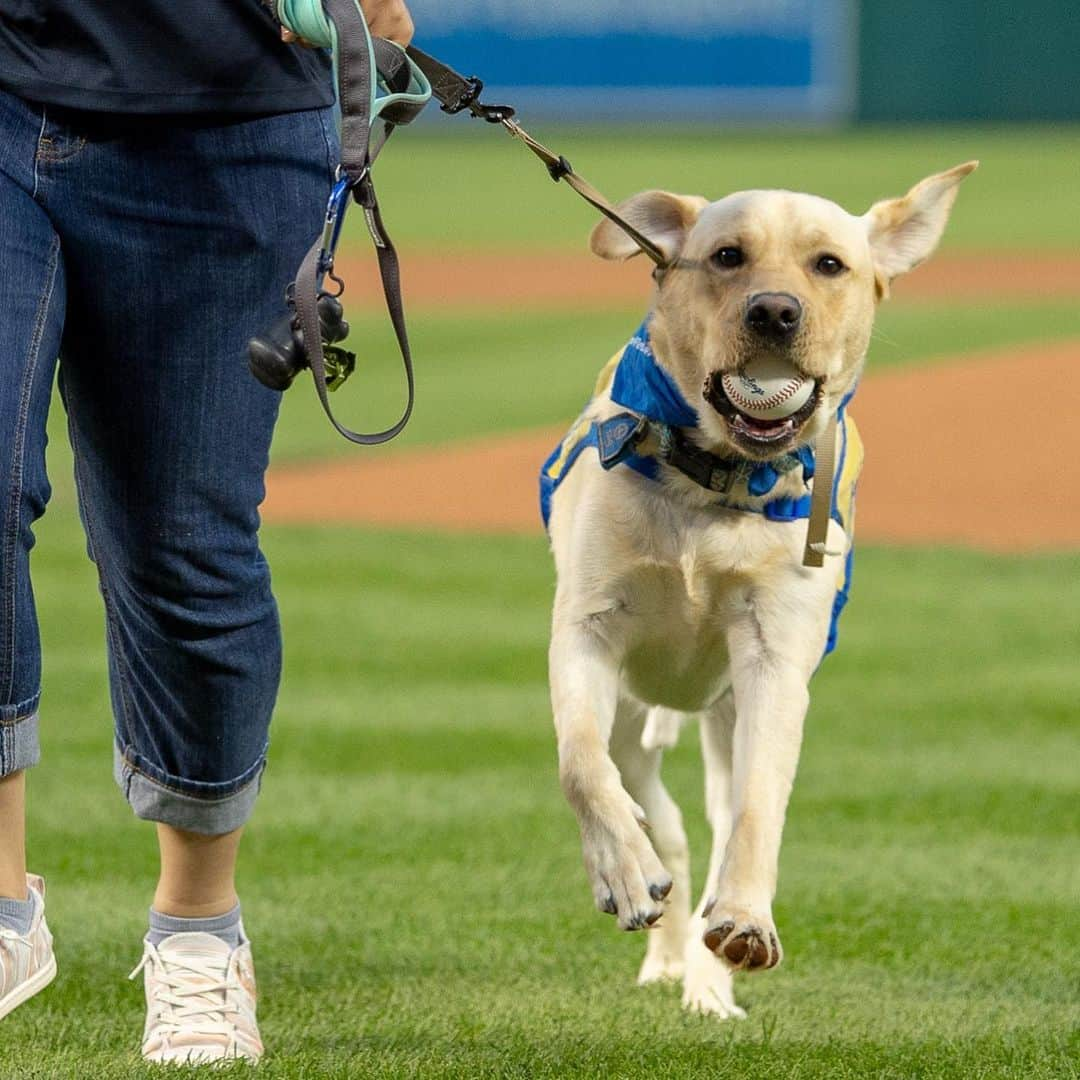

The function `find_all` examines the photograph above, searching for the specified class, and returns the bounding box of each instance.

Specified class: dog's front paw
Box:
[581,797,672,932]
[681,938,746,1019]
[701,902,782,972]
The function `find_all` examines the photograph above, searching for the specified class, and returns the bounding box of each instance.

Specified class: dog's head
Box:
[591,163,977,458]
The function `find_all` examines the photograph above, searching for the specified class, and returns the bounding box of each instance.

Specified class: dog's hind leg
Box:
[610,706,690,985]
[682,691,746,1019]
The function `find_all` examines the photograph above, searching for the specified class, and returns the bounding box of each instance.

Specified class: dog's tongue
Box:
[732,412,795,441]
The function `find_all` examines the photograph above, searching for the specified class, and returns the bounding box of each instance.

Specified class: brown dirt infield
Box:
[333,250,1080,312]
[264,338,1080,553]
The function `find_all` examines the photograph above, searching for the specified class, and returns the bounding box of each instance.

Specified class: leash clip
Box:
[475,101,516,123]
[438,73,516,123]
[439,74,484,114]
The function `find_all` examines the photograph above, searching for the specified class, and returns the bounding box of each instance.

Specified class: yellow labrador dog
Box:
[541,163,976,1017]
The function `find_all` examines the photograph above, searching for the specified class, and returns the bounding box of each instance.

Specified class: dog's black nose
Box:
[745,293,802,340]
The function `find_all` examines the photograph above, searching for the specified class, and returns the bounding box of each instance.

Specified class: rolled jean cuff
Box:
[0,694,42,776]
[113,741,267,835]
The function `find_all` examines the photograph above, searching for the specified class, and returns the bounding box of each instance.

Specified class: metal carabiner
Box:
[317,170,358,277]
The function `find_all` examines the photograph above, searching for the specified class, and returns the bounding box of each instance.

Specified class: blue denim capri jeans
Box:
[0,89,336,834]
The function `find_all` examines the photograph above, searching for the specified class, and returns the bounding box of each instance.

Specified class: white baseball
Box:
[720,358,814,420]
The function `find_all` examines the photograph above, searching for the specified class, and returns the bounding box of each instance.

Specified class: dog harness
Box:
[539,323,863,658]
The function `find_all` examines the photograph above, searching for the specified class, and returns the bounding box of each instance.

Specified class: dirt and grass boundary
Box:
[264,253,1080,552]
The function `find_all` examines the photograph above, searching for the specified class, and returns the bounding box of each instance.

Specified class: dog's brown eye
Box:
[713,247,744,269]
[815,254,846,276]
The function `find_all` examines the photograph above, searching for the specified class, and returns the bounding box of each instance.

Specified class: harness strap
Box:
[596,409,793,494]
[594,409,843,567]
[803,414,841,567]
[405,46,670,270]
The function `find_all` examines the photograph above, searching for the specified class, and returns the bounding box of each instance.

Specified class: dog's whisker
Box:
[869,325,900,348]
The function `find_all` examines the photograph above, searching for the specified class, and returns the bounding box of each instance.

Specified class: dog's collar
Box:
[595,412,813,496]
[603,322,815,503]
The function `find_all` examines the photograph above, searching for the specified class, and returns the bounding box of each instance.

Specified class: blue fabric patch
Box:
[747,463,778,496]
[823,548,854,659]
[610,322,699,428]
[596,413,645,469]
[539,426,597,529]
[763,494,813,521]
[623,453,660,482]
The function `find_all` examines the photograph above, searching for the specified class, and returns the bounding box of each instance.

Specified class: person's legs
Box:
[42,102,333,839]
[0,90,67,915]
[35,103,334,1057]
[0,89,66,1021]
[153,824,242,919]
[0,774,27,902]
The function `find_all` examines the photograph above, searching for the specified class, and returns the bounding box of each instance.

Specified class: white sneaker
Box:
[0,874,57,1021]
[131,931,264,1064]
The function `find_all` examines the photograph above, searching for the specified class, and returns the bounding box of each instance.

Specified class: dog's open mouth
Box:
[704,373,821,452]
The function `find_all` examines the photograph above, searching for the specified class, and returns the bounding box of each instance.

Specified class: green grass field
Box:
[6,127,1080,1077]
[6,527,1080,1078]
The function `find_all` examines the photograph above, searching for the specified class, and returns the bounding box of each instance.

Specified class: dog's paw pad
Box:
[703,912,782,971]
[702,920,734,951]
[723,929,770,968]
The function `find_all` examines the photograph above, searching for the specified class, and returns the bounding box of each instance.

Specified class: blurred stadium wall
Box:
[858,2,1080,122]
[405,0,1079,123]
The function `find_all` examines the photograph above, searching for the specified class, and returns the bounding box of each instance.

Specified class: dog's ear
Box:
[863,162,978,285]
[590,191,709,262]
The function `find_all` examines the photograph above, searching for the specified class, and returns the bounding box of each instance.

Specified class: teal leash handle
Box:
[276,0,430,147]
[275,0,336,47]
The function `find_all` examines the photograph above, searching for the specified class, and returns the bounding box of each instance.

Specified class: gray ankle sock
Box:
[147,903,243,950]
[0,888,35,937]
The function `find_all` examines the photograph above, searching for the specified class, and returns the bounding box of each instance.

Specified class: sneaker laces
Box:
[130,943,244,1040]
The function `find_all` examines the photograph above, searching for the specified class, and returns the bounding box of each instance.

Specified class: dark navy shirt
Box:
[0,1,333,114]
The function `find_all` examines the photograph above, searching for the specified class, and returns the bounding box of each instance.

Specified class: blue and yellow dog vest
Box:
[539,322,863,659]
